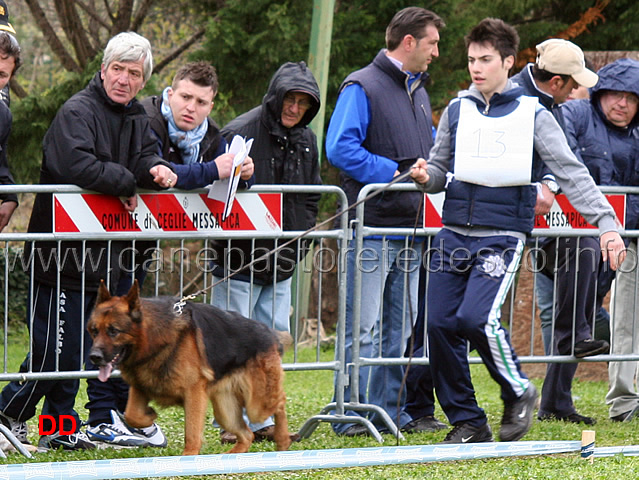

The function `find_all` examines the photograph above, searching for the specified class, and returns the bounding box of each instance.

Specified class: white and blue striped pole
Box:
[0,441,582,479]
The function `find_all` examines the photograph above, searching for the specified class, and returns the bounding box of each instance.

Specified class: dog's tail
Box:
[276,331,294,355]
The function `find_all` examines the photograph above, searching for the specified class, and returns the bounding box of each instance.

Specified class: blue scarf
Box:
[161,87,208,164]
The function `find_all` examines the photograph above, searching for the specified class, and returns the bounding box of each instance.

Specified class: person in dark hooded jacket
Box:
[210,61,321,444]
[561,58,639,423]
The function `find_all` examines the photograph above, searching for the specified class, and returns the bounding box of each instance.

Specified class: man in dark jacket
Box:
[113,61,254,291]
[0,32,176,451]
[325,7,445,437]
[0,30,20,232]
[0,0,16,108]
[141,61,254,190]
[560,58,639,423]
[210,61,321,442]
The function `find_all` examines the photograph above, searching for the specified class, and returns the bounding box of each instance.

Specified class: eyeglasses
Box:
[608,91,639,107]
[283,93,312,110]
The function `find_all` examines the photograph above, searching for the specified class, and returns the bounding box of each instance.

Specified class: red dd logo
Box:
[38,414,77,435]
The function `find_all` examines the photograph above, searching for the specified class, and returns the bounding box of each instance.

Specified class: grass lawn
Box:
[2,324,639,479]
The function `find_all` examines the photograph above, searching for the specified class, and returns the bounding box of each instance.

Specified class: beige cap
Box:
[535,39,598,88]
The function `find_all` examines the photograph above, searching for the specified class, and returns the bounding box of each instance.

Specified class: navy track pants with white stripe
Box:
[426,229,530,427]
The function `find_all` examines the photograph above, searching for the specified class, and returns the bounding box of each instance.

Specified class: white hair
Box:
[102,32,153,82]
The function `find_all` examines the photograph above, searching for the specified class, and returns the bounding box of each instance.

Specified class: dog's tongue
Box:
[98,363,113,382]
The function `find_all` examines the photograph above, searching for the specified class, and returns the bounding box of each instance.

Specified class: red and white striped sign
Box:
[424,192,626,231]
[53,192,282,233]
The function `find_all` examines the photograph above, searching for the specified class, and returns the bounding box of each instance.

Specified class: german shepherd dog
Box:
[87,280,293,455]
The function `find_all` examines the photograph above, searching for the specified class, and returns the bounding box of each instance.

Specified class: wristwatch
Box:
[542,178,560,195]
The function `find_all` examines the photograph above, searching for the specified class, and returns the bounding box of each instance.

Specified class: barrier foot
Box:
[298,402,405,442]
[0,423,33,459]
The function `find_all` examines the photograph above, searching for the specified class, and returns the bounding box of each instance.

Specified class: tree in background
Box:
[7,0,639,184]
[9,0,213,183]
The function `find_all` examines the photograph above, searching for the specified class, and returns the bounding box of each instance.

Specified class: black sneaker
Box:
[499,383,538,442]
[402,415,448,433]
[573,339,609,358]
[439,422,493,444]
[611,405,639,423]
[538,412,596,425]
[38,431,96,451]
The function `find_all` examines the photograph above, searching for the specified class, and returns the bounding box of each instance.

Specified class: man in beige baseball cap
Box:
[511,38,598,214]
[535,38,598,90]
[512,37,605,429]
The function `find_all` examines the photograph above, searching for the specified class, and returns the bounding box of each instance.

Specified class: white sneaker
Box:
[0,411,29,444]
[87,410,166,447]
[127,414,167,448]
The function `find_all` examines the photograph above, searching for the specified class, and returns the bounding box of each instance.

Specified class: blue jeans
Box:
[211,275,292,432]
[333,238,419,433]
[212,276,292,333]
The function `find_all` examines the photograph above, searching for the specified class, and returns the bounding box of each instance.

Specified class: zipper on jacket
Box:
[467,184,477,226]
[420,103,429,120]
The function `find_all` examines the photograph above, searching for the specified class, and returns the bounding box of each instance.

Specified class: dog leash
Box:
[172,163,427,443]
[172,166,422,314]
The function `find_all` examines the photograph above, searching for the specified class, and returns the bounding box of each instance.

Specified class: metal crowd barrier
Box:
[2,182,639,458]
[0,184,350,456]
[298,183,639,441]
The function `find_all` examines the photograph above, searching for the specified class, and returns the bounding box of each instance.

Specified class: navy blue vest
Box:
[442,90,539,234]
[340,50,433,227]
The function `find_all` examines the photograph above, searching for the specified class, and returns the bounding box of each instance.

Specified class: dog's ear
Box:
[96,280,111,304]
[126,279,142,323]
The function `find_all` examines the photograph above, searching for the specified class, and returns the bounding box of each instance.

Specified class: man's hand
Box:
[600,230,626,271]
[122,195,137,212]
[150,165,177,188]
[240,156,254,180]
[535,183,555,215]
[0,201,17,232]
[214,153,236,179]
[410,158,429,184]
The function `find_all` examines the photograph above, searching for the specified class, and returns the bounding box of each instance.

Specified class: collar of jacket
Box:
[372,49,430,93]
[460,80,526,111]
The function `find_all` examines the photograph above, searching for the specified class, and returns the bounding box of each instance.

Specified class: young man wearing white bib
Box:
[410,18,625,444]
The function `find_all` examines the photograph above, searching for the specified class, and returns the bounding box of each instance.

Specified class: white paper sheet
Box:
[454,96,536,187]
[207,135,253,220]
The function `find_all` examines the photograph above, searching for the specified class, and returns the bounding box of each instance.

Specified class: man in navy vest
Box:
[326,7,446,437]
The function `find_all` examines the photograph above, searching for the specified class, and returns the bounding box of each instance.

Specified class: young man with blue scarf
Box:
[142,61,254,188]
[84,61,254,448]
